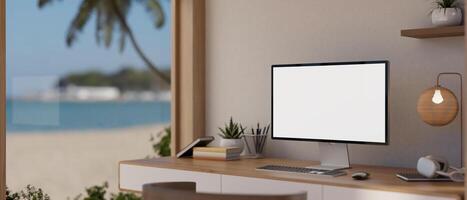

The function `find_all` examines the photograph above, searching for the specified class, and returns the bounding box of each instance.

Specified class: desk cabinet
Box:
[119,158,463,200]
[323,186,458,200]
[221,175,322,200]
[119,164,221,193]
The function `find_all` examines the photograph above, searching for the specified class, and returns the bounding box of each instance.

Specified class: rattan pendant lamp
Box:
[416,72,462,166]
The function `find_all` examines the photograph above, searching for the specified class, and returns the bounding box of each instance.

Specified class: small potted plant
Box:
[218,117,245,152]
[431,0,462,27]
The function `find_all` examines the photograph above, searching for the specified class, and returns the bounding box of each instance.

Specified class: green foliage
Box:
[151,127,171,157]
[218,117,245,139]
[58,71,112,87]
[111,68,154,91]
[6,185,50,200]
[7,187,20,200]
[75,182,141,200]
[57,67,170,91]
[82,182,108,200]
[434,0,460,9]
[5,184,139,200]
[110,192,140,200]
[6,187,20,200]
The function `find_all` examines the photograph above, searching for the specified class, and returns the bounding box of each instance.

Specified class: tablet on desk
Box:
[396,172,452,182]
[176,136,215,158]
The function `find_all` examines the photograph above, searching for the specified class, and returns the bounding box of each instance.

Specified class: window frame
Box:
[0,0,205,197]
[171,0,206,154]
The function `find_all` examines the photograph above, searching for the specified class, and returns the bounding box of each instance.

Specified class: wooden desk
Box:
[119,157,464,200]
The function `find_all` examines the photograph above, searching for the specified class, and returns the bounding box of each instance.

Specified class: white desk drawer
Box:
[221,175,322,200]
[119,164,221,193]
[323,186,459,200]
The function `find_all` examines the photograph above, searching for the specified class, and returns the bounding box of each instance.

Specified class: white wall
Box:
[205,0,464,168]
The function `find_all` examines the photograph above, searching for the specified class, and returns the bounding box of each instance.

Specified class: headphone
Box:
[417,155,465,182]
[417,155,449,178]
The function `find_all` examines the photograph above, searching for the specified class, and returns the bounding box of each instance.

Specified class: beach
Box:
[6,124,167,199]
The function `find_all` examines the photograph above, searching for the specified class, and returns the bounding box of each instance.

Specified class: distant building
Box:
[121,90,171,101]
[19,85,170,102]
[61,85,120,101]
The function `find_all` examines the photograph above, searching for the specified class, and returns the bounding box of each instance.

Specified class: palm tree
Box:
[37,0,171,84]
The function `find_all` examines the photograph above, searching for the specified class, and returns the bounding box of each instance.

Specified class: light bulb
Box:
[432,89,444,104]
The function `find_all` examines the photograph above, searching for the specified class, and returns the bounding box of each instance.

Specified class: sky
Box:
[6,0,171,97]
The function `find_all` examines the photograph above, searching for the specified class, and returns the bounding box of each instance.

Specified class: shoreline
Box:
[6,124,168,199]
[6,123,169,135]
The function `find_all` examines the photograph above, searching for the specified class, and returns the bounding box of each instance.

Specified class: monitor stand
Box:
[307,143,350,171]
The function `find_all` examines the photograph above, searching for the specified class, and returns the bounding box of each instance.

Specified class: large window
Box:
[6,0,171,199]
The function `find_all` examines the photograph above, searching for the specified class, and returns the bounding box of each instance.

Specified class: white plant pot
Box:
[431,8,463,27]
[219,138,244,152]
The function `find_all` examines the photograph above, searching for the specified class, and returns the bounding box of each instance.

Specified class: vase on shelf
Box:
[431,8,462,27]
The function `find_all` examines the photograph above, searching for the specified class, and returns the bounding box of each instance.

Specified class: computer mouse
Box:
[352,172,370,180]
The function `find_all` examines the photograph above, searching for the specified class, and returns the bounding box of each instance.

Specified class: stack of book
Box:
[192,147,242,161]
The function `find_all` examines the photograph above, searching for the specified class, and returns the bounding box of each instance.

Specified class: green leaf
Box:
[218,127,226,135]
[218,117,245,139]
[434,0,460,8]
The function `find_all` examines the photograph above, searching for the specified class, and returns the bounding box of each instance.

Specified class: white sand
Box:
[6,124,167,199]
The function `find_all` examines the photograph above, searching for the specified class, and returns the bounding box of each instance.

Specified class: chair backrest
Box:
[143,182,307,200]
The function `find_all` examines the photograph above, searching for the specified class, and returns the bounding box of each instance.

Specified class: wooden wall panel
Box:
[464,2,467,196]
[171,0,206,155]
[0,0,5,198]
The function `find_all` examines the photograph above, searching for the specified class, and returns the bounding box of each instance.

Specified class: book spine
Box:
[193,151,240,159]
[193,151,240,158]
[193,148,226,153]
[193,147,242,154]
[192,156,240,161]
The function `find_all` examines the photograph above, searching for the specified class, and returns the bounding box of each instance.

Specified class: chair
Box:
[143,182,307,200]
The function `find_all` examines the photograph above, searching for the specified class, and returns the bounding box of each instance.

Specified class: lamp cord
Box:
[436,72,463,168]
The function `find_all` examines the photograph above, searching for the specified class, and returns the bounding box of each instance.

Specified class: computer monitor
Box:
[271,61,388,170]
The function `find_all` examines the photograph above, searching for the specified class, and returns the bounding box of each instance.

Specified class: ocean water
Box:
[6,99,170,133]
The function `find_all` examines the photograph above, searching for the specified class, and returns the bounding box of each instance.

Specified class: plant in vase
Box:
[218,117,246,152]
[431,0,462,27]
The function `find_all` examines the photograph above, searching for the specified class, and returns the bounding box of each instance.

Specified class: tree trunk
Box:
[110,0,171,84]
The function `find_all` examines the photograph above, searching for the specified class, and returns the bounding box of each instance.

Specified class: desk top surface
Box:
[120,157,464,199]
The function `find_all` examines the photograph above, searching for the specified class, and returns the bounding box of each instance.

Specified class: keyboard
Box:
[256,165,347,177]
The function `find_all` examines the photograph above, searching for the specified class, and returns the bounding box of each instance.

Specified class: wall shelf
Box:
[400,26,464,39]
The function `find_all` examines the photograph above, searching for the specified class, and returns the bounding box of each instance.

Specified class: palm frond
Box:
[103,14,115,48]
[119,26,127,53]
[95,8,103,46]
[140,0,165,28]
[37,0,58,8]
[115,0,131,52]
[66,0,99,47]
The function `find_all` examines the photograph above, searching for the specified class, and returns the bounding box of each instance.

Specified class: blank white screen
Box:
[272,63,387,143]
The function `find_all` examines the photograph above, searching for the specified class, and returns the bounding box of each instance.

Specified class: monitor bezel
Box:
[271,60,389,145]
